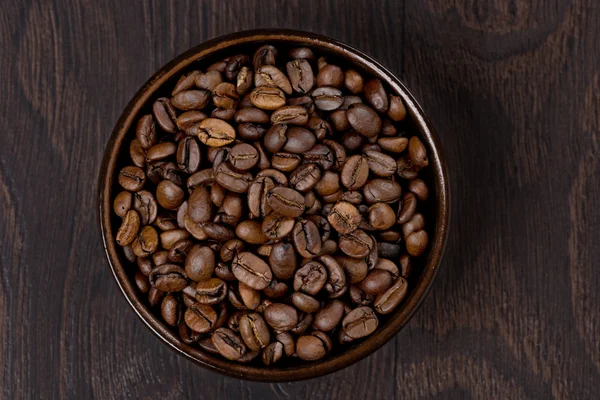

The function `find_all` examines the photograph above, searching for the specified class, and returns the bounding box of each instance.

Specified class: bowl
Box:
[98,29,450,381]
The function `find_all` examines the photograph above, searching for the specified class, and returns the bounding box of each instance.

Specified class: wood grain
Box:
[0,0,598,398]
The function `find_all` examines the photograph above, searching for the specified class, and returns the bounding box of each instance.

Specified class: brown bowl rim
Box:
[98,28,450,382]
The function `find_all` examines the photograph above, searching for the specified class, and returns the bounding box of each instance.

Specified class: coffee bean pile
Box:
[113,44,431,364]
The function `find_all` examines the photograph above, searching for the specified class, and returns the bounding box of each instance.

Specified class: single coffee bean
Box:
[304,145,334,171]
[272,152,301,172]
[172,70,200,96]
[263,124,289,153]
[236,220,269,244]
[137,256,153,276]
[212,82,239,109]
[227,143,258,171]
[364,150,397,177]
[195,119,234,148]
[270,106,309,126]
[211,107,236,121]
[347,104,382,138]
[329,109,350,131]
[212,327,247,360]
[148,287,165,307]
[161,294,182,326]
[290,164,321,192]
[408,178,429,201]
[397,192,417,224]
[214,261,235,281]
[118,166,146,191]
[288,46,315,59]
[396,156,420,179]
[250,87,286,110]
[291,292,321,313]
[262,213,295,240]
[322,139,347,171]
[184,302,217,333]
[195,70,223,91]
[349,284,375,306]
[321,239,337,255]
[264,303,298,332]
[408,136,429,167]
[328,201,361,234]
[234,107,269,125]
[129,139,146,167]
[342,306,378,339]
[406,230,428,256]
[269,242,297,280]
[200,223,235,241]
[292,219,322,259]
[152,250,169,267]
[266,187,305,218]
[214,162,252,193]
[312,87,344,111]
[340,191,363,205]
[149,264,188,292]
[361,269,393,295]
[186,187,211,225]
[296,332,331,361]
[286,59,314,93]
[239,312,271,351]
[255,65,292,95]
[113,191,132,218]
[136,115,157,149]
[364,78,389,112]
[247,176,274,219]
[153,98,177,133]
[341,95,363,110]
[341,155,369,190]
[187,168,215,192]
[402,213,425,238]
[293,261,327,295]
[363,179,402,204]
[116,210,140,246]
[171,89,210,111]
[176,137,201,174]
[344,69,364,94]
[156,180,185,210]
[194,278,227,305]
[178,111,207,131]
[283,127,316,153]
[306,215,331,242]
[288,95,315,115]
[320,254,347,298]
[228,310,244,330]
[263,279,289,299]
[185,245,215,282]
[377,242,401,259]
[253,44,278,69]
[259,342,282,365]
[374,277,408,314]
[339,229,373,258]
[313,300,344,332]
[217,193,244,226]
[156,214,179,232]
[219,239,244,263]
[290,312,312,335]
[317,64,344,88]
[378,136,408,153]
[179,322,202,345]
[387,94,407,121]
[399,254,412,278]
[368,203,396,230]
[374,258,400,279]
[252,142,271,169]
[132,190,158,225]
[232,252,273,290]
[378,230,402,243]
[132,225,159,257]
[237,282,260,310]
[210,184,226,208]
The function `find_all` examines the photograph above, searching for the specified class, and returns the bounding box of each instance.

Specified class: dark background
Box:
[1,0,599,398]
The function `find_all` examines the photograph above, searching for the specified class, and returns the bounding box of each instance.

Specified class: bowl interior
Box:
[99,30,449,381]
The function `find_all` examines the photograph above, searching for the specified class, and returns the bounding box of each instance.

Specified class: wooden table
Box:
[1,1,598,398]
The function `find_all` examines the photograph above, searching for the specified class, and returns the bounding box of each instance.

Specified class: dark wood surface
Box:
[1,0,598,398]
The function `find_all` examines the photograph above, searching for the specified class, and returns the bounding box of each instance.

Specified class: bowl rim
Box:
[98,28,450,382]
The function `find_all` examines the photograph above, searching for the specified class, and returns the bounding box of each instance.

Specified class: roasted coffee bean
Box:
[156,180,185,210]
[303,145,333,171]
[211,107,236,121]
[347,104,382,138]
[344,69,364,94]
[228,310,244,330]
[149,264,188,292]
[342,306,378,340]
[153,98,178,133]
[272,152,301,172]
[176,137,201,174]
[263,280,288,299]
[291,292,321,313]
[172,70,200,96]
[263,124,289,153]
[266,186,305,218]
[328,201,361,234]
[363,78,388,112]
[132,225,159,257]
[271,106,309,125]
[114,191,132,218]
[361,269,393,295]
[264,303,298,332]
[214,162,252,193]
[283,127,316,154]
[137,256,153,276]
[252,142,271,169]
[399,254,412,278]
[294,261,327,295]
[212,82,239,109]
[289,47,315,60]
[396,156,420,179]
[320,254,347,298]
[129,139,146,167]
[329,109,350,131]
[378,136,408,153]
[132,191,158,225]
[368,203,396,230]
[312,87,344,111]
[321,239,338,255]
[306,215,331,243]
[179,111,208,132]
[136,115,157,149]
[220,239,244,263]
[349,284,374,306]
[119,166,146,191]
[253,44,278,69]
[341,95,363,110]
[225,54,249,81]
[257,244,273,257]
[186,168,215,192]
[378,230,402,243]
[286,59,314,93]
[269,242,297,280]
[152,250,169,266]
[364,150,396,177]
[317,64,344,88]
[340,191,363,205]
[406,230,428,256]
[250,87,286,110]
[228,143,258,171]
[161,294,182,326]
[290,164,321,192]
[195,278,227,305]
[200,223,235,241]
[313,170,340,197]
[323,139,347,171]
[239,312,271,351]
[116,210,140,246]
[185,245,215,282]
[397,192,417,224]
[387,94,407,121]
[402,213,425,238]
[408,136,429,167]
[255,65,292,95]
[374,277,408,314]
[172,90,210,111]
[238,282,260,310]
[236,220,269,244]
[408,178,429,201]
[232,252,272,290]
[339,229,373,258]
[374,258,400,279]
[179,322,202,345]
[215,262,235,282]
[292,219,322,259]
[291,312,314,335]
[183,215,208,240]
[287,95,315,115]
[341,155,369,190]
[210,184,226,208]
[262,213,294,240]
[184,302,217,333]
[363,179,402,204]
[313,300,344,332]
[296,331,331,361]
[248,176,274,219]
[212,328,247,360]
[195,70,223,91]
[235,108,269,125]
[378,242,402,259]
[217,193,244,226]
[197,118,236,147]
[156,214,179,232]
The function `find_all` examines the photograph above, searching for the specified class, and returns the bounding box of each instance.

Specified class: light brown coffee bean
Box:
[269,242,297,280]
[236,220,269,244]
[116,210,140,246]
[408,136,429,167]
[211,328,246,360]
[328,201,361,234]
[406,230,428,256]
[250,87,286,110]
[197,118,236,147]
[346,104,382,138]
[374,277,408,314]
[341,155,369,190]
[232,252,273,290]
